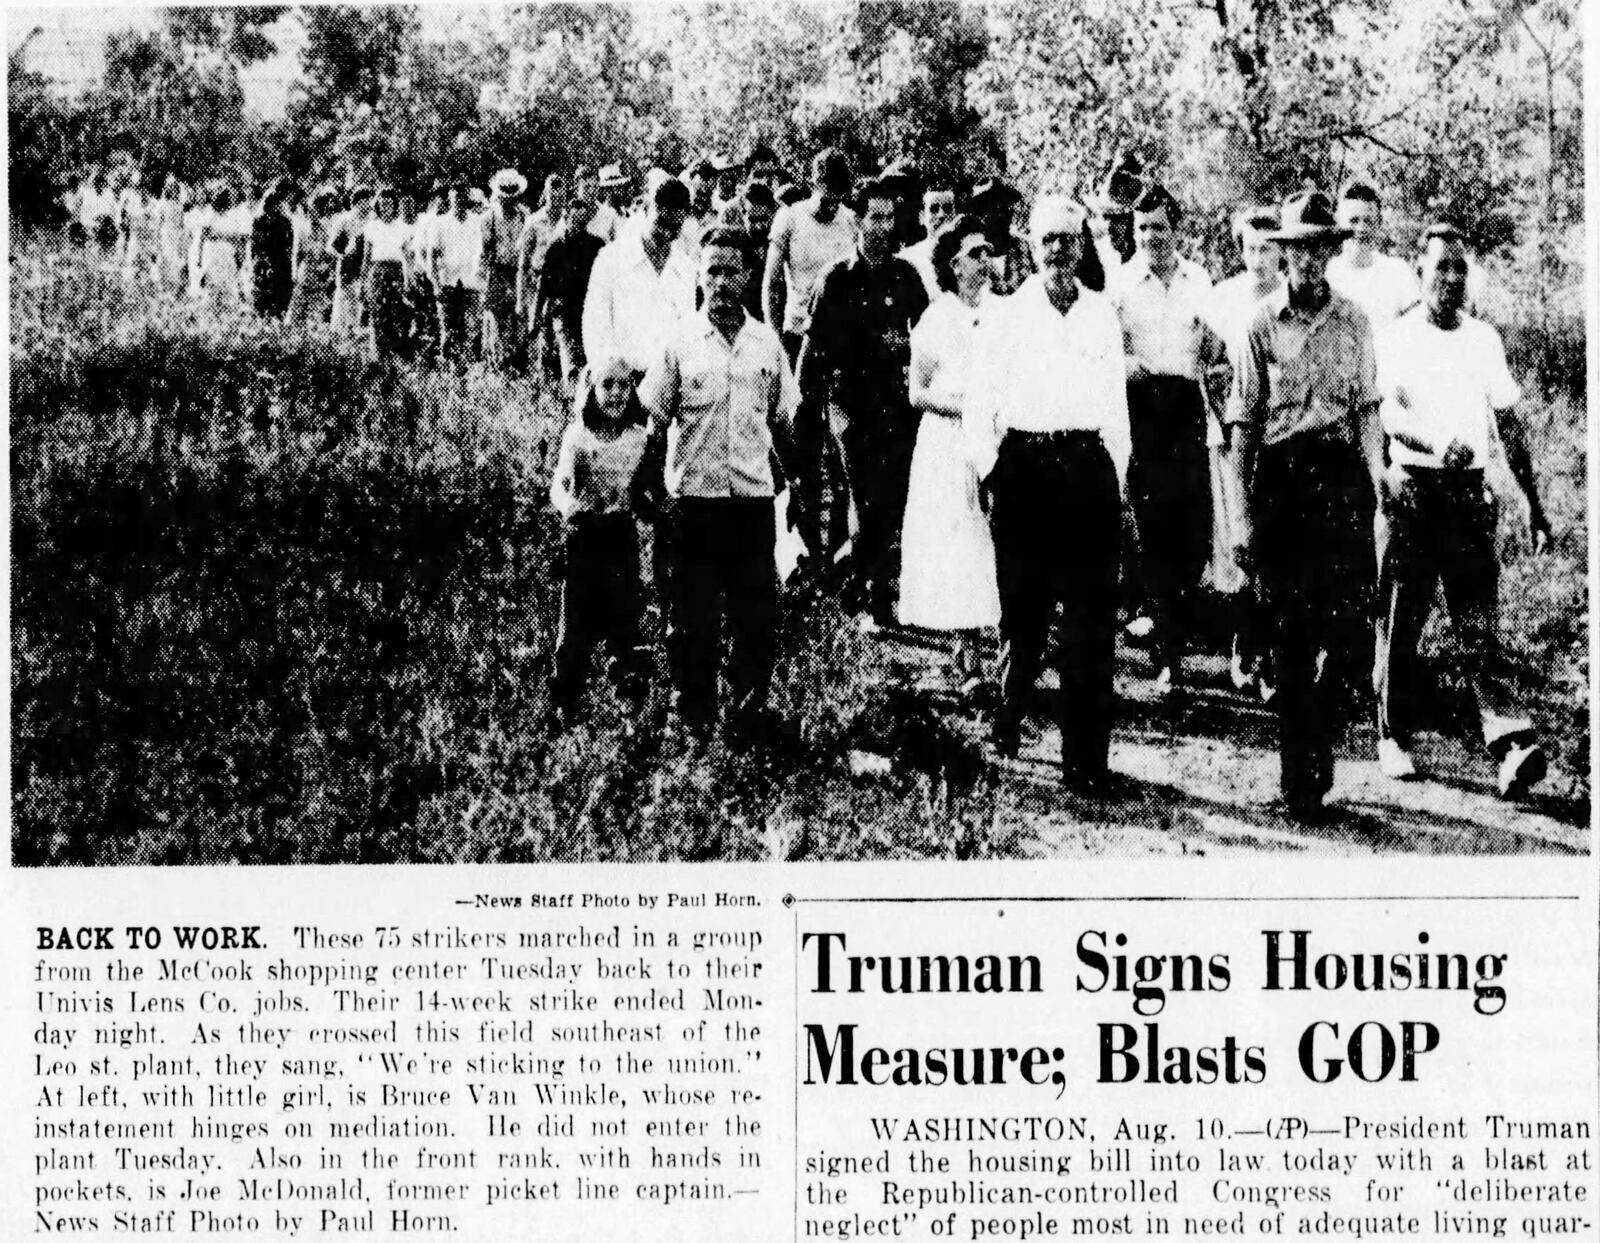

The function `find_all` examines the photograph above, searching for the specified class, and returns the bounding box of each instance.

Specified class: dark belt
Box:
[1005,428,1101,445]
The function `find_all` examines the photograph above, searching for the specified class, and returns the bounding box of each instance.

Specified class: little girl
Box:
[548,353,651,720]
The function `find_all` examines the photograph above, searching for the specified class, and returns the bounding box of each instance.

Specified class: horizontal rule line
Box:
[792,895,1580,904]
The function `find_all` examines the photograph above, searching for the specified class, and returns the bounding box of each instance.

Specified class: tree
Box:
[9,31,76,227]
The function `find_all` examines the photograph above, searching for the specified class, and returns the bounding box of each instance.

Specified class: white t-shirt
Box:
[1375,309,1520,470]
[770,198,858,334]
[1327,249,1419,327]
[364,217,412,264]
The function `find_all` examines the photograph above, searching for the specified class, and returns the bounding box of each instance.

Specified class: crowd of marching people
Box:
[64,142,1555,821]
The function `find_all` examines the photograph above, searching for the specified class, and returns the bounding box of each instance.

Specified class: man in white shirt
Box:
[965,196,1130,793]
[639,228,798,740]
[591,164,630,245]
[763,148,858,365]
[1109,183,1221,693]
[427,184,485,363]
[1327,182,1419,328]
[1373,224,1552,797]
[897,180,958,301]
[582,175,696,376]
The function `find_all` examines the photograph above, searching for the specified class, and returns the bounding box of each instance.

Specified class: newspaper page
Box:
[4,3,1596,1243]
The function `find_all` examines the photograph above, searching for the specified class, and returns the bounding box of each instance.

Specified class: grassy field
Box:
[9,235,1590,864]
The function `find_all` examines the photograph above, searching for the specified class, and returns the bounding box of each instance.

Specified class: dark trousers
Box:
[663,497,778,731]
[992,431,1122,778]
[840,408,917,620]
[1376,465,1520,748]
[437,285,479,363]
[1254,428,1376,804]
[367,260,409,360]
[792,397,850,567]
[1127,375,1211,667]
[552,515,645,714]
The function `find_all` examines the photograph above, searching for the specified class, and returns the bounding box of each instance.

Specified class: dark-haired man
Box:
[799,175,929,622]
[1109,183,1220,693]
[1227,191,1385,822]
[582,174,697,376]
[640,229,798,738]
[764,148,858,365]
[898,180,960,301]
[1372,224,1552,797]
[1328,182,1419,328]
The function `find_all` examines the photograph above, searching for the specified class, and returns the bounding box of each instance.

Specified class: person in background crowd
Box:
[1109,183,1221,697]
[481,169,529,369]
[1327,181,1419,327]
[364,187,414,359]
[964,196,1130,792]
[968,179,1030,295]
[407,186,445,356]
[876,158,924,252]
[777,182,807,209]
[736,183,778,321]
[288,185,340,326]
[518,172,569,378]
[582,174,696,377]
[799,174,929,624]
[1372,223,1552,797]
[1089,155,1146,275]
[1226,190,1384,824]
[195,184,249,312]
[549,351,653,722]
[117,169,153,281]
[429,183,484,364]
[533,171,607,399]
[638,228,798,741]
[329,186,373,332]
[591,164,630,244]
[1206,205,1284,693]
[85,168,119,254]
[152,174,188,295]
[764,148,858,368]
[899,215,1002,681]
[743,142,783,191]
[249,177,298,320]
[898,179,960,301]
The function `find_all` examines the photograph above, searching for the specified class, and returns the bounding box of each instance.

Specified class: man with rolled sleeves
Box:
[638,228,798,739]
[965,196,1130,793]
[1226,191,1385,822]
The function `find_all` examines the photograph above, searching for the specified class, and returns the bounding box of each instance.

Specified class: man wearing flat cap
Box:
[1225,190,1385,823]
[965,196,1131,794]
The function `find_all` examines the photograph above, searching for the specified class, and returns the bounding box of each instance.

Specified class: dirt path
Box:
[859,626,1588,858]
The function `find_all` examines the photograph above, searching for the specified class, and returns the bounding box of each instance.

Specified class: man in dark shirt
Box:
[533,174,606,399]
[798,175,930,623]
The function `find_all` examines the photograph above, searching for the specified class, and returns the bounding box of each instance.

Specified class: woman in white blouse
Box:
[194,185,250,313]
[898,215,1002,679]
[363,187,414,358]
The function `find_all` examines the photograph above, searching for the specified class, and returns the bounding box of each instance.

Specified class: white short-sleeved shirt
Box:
[581,230,698,375]
[1108,252,1215,380]
[1327,250,1419,327]
[364,217,412,264]
[1376,309,1520,470]
[638,313,798,500]
[770,198,858,335]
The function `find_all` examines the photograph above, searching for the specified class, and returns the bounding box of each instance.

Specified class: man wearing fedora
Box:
[1226,190,1385,823]
[481,168,529,369]
[591,164,630,245]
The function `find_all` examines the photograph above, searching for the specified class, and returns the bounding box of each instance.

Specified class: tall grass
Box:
[9,234,1590,862]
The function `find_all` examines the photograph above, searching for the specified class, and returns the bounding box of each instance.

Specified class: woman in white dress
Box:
[195,185,248,313]
[897,214,1002,677]
[152,176,188,296]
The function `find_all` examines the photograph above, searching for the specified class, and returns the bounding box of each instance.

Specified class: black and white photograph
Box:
[8,1,1588,865]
